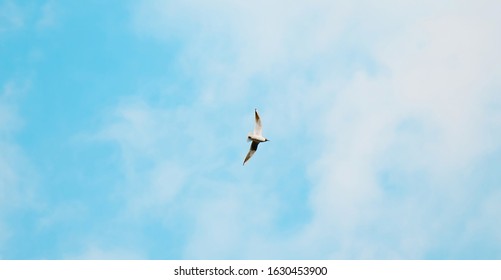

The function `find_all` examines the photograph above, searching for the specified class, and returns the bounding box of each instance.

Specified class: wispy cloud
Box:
[0,1,24,32]
[69,244,145,260]
[0,81,39,258]
[36,0,58,29]
[0,0,59,34]
[95,101,189,218]
[88,93,283,258]
[302,4,501,259]
[0,81,28,206]
[126,0,501,259]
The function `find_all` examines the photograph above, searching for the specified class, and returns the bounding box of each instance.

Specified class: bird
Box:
[243,109,269,165]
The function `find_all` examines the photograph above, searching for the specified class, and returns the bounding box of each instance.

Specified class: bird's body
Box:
[248,134,267,143]
[243,109,269,165]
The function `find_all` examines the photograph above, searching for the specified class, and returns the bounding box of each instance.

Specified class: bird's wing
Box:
[250,141,259,151]
[243,141,260,165]
[253,109,263,136]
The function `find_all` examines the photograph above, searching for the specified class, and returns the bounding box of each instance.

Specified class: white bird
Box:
[243,109,269,165]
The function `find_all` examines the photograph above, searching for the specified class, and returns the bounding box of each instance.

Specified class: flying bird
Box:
[243,109,269,165]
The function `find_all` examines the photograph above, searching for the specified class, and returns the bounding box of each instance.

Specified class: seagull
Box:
[243,109,269,165]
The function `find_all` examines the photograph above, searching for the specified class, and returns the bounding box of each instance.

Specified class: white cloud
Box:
[302,3,501,258]
[125,0,501,258]
[182,180,281,259]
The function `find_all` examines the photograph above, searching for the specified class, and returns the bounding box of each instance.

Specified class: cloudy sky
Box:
[1,0,500,259]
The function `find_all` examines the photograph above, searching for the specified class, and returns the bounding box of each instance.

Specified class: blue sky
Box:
[1,0,500,259]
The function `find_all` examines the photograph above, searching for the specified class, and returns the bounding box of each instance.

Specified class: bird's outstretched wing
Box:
[253,109,262,136]
[243,141,259,165]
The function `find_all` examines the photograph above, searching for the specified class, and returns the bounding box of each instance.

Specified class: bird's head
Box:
[265,138,270,142]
